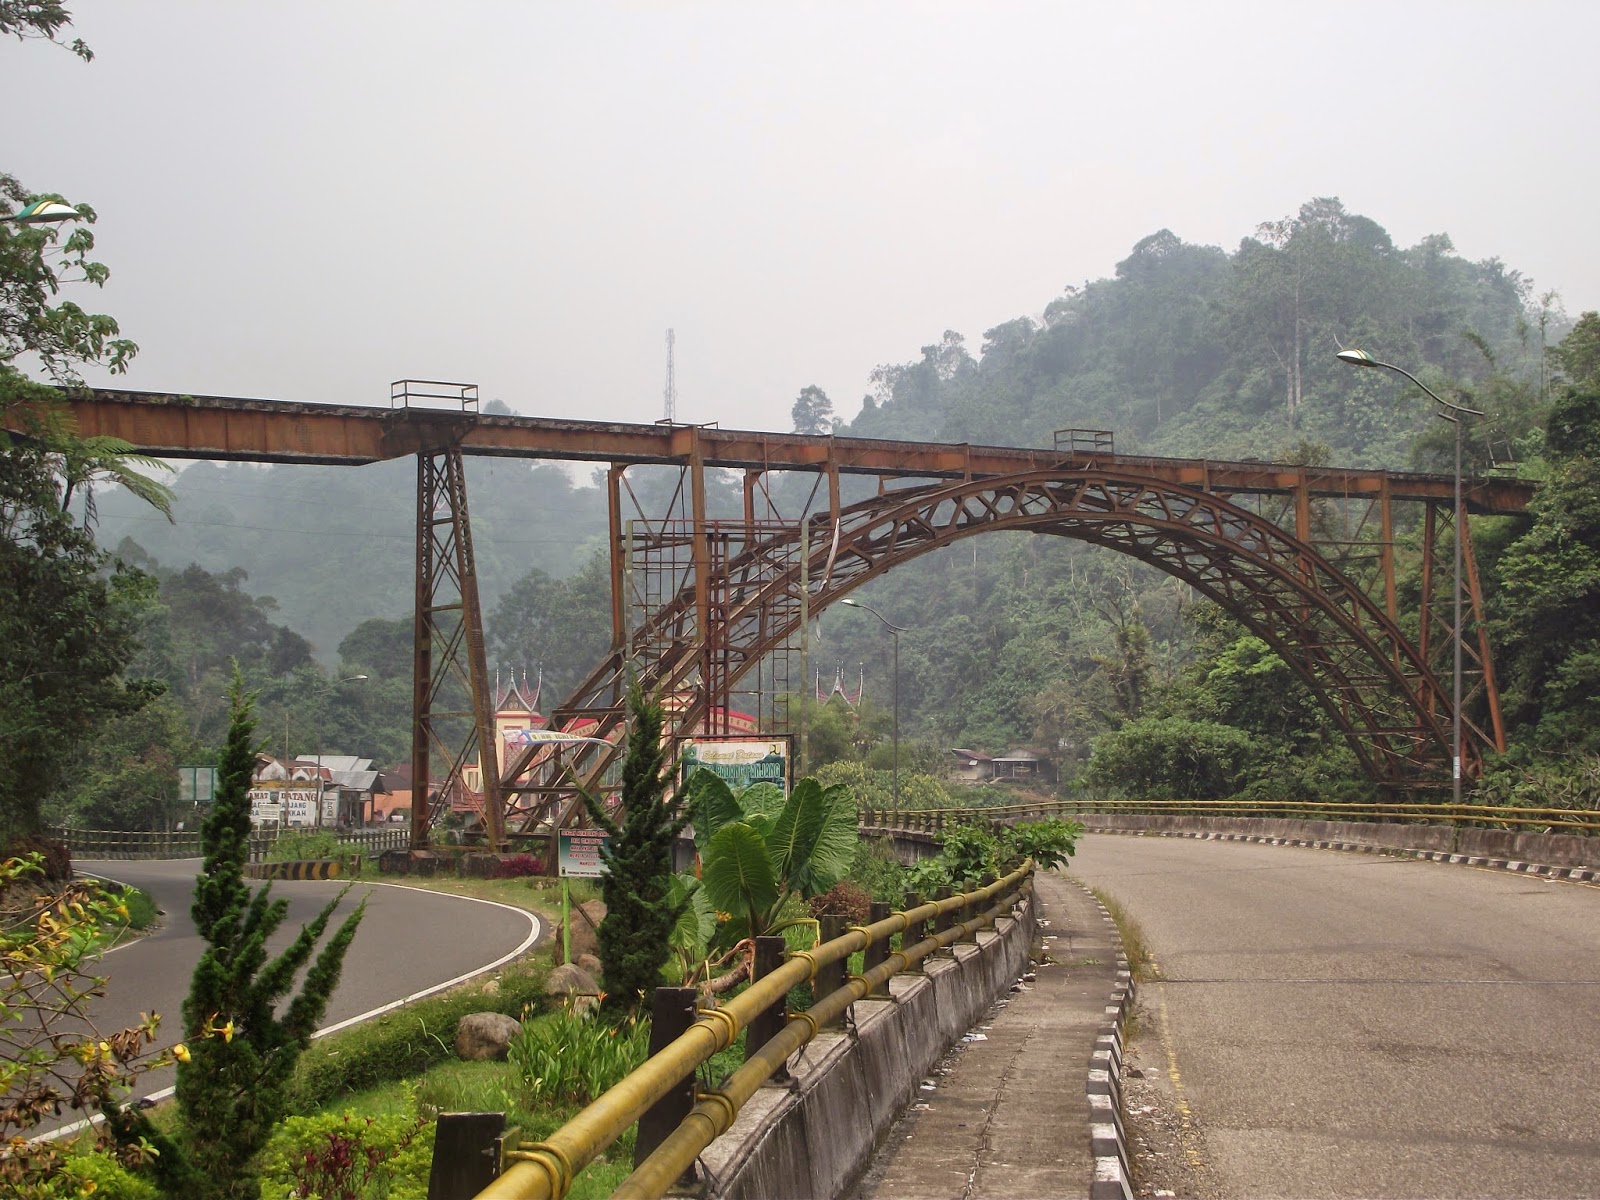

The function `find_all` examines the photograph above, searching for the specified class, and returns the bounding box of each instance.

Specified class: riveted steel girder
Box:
[52,387,1536,512]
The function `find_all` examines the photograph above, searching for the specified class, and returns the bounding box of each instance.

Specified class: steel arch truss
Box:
[505,467,1479,828]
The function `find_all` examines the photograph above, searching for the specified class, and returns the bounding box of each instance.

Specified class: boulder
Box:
[455,1011,522,1061]
[545,962,602,1015]
[552,899,607,965]
[576,953,603,979]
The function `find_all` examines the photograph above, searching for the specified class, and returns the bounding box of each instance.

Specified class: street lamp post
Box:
[840,598,907,810]
[1336,349,1483,804]
[2,199,80,226]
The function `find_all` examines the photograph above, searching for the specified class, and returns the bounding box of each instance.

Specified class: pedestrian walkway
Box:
[855,870,1119,1200]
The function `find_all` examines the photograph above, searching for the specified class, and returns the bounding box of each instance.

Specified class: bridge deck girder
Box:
[52,388,1536,514]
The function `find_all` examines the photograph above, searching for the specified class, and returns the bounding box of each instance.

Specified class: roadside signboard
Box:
[280,789,318,826]
[678,735,792,795]
[558,829,611,879]
[179,766,217,805]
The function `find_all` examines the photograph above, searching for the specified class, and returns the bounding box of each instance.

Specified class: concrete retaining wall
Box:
[1079,814,1600,870]
[699,892,1036,1200]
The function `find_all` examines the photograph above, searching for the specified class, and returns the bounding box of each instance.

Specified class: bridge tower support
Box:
[390,383,503,852]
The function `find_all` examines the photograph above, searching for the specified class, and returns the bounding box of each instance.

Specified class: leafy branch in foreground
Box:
[0,853,185,1196]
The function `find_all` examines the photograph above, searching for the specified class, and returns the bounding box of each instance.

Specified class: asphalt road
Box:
[51,858,541,1133]
[1069,834,1600,1200]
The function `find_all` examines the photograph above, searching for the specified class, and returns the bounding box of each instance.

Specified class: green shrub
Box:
[99,882,159,931]
[937,822,1002,888]
[55,1148,162,1200]
[806,880,871,923]
[256,1109,432,1200]
[286,962,551,1112]
[1000,817,1082,871]
[506,1002,651,1109]
[492,854,544,878]
[266,829,341,862]
[847,840,906,904]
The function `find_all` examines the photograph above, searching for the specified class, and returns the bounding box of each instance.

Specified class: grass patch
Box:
[267,828,343,862]
[269,1041,641,1199]
[1087,886,1155,981]
[86,882,161,951]
[286,957,552,1111]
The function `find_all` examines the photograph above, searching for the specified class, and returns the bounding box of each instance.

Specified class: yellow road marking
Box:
[1150,960,1207,1173]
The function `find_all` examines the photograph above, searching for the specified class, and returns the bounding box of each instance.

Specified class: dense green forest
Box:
[10,191,1600,837]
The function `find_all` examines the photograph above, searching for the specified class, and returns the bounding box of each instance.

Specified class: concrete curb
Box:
[1083,823,1600,883]
[1079,883,1136,1200]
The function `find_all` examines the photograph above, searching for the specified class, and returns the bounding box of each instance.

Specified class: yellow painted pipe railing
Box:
[475,862,1033,1200]
[613,877,1033,1200]
[868,798,1600,835]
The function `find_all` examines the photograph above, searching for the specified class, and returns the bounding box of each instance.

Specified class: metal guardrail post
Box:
[429,1112,506,1200]
[960,878,991,943]
[745,936,790,1079]
[903,890,927,966]
[814,915,848,1026]
[932,885,954,954]
[633,987,698,1182]
[862,901,892,996]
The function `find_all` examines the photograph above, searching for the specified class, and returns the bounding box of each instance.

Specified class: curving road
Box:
[1070,834,1600,1199]
[49,859,541,1134]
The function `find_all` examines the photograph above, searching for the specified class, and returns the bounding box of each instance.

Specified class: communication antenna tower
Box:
[663,328,677,423]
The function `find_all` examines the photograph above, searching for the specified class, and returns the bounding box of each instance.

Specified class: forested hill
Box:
[65,200,1600,819]
[844,197,1557,472]
[93,195,1568,732]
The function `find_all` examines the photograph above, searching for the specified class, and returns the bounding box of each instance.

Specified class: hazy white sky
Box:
[9,2,1599,435]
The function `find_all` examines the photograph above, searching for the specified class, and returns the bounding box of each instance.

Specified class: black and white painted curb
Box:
[1079,883,1136,1200]
[1091,827,1600,883]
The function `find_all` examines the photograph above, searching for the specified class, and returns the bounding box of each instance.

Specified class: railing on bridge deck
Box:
[48,825,412,862]
[465,863,1033,1200]
[861,798,1600,836]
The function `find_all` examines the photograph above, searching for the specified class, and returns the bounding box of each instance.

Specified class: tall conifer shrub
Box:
[175,669,366,1199]
[581,684,693,1015]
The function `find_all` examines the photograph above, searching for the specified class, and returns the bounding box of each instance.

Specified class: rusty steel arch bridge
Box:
[49,384,1536,849]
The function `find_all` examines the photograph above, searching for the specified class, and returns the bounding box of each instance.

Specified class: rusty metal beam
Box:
[43,388,1537,514]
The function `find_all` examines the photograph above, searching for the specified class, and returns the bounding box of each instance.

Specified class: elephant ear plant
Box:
[688,770,859,947]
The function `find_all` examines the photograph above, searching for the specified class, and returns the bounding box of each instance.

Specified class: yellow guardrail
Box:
[867,798,1600,835]
[475,862,1033,1200]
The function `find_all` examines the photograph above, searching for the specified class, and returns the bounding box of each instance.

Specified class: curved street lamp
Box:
[840,598,909,810]
[1336,349,1483,805]
[2,199,80,225]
